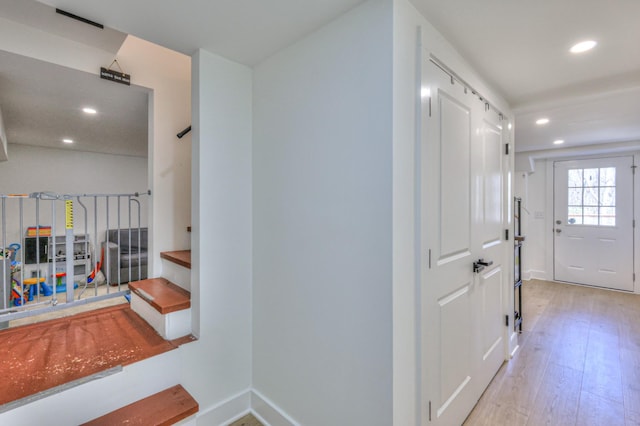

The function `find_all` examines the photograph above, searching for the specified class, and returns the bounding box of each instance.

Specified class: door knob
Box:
[555,229,562,234]
[473,259,493,273]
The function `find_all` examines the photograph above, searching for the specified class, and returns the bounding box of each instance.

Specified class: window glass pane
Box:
[583,187,598,206]
[568,188,583,206]
[568,169,582,187]
[599,167,616,187]
[583,168,599,187]
[600,187,615,207]
[568,206,582,225]
[564,166,617,228]
[600,207,616,226]
[583,206,598,225]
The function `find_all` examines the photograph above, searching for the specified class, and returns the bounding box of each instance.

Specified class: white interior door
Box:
[473,111,507,395]
[554,157,635,291]
[421,59,507,425]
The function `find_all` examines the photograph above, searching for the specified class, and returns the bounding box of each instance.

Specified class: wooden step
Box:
[129,278,190,315]
[81,384,198,426]
[160,250,191,269]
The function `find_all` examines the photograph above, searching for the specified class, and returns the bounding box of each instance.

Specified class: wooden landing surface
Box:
[129,278,191,314]
[0,304,178,407]
[81,384,198,426]
[160,250,191,269]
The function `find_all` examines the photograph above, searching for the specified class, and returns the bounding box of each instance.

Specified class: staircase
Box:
[129,250,192,340]
[76,250,197,424]
[0,249,199,425]
[81,384,198,426]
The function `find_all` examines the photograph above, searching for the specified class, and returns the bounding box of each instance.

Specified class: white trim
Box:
[525,270,548,281]
[635,153,639,294]
[509,342,520,358]
[545,160,555,282]
[251,389,299,426]
[195,388,251,426]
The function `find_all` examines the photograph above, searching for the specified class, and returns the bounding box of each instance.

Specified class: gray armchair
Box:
[103,227,148,285]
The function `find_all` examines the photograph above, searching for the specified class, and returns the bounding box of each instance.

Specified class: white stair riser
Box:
[131,292,191,340]
[161,260,191,292]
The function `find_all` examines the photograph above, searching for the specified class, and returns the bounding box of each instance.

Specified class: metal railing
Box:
[0,191,150,325]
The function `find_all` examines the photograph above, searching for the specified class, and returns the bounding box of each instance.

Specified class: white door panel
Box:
[439,92,471,259]
[554,157,634,291]
[438,284,472,417]
[473,111,505,395]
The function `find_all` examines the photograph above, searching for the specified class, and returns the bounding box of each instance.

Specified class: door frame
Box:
[544,153,638,294]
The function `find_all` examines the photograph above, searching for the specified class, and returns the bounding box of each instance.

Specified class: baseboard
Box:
[251,389,298,426]
[524,270,547,281]
[508,331,519,359]
[196,388,251,426]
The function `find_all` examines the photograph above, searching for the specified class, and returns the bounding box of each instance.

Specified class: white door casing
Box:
[553,157,635,291]
[420,57,508,426]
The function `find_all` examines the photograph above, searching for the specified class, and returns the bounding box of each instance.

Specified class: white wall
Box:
[186,49,253,417]
[116,35,192,269]
[513,160,550,279]
[0,106,8,161]
[252,0,393,424]
[0,143,148,250]
[392,1,420,424]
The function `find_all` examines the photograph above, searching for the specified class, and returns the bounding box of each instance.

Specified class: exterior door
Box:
[421,58,508,425]
[554,157,635,291]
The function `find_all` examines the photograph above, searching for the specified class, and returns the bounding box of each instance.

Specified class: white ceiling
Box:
[410,0,640,153]
[5,0,640,154]
[0,49,149,157]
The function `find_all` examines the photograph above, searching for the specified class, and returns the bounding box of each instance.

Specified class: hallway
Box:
[465,279,640,426]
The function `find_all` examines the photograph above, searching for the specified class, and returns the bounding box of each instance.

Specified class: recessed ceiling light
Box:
[536,118,550,125]
[553,139,565,145]
[82,107,97,114]
[570,40,597,54]
[63,138,73,144]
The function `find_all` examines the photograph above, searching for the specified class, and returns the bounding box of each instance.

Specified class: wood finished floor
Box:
[465,279,640,426]
[229,413,264,426]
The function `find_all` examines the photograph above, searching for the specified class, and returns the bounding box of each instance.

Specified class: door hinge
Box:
[634,273,636,282]
[505,143,510,155]
[632,165,637,174]
[428,249,432,269]
[633,219,636,228]
[505,314,509,327]
[505,229,509,241]
[428,97,432,117]
[428,400,432,421]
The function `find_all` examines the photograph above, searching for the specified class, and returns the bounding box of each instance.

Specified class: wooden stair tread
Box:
[129,278,190,314]
[81,384,198,426]
[160,250,191,269]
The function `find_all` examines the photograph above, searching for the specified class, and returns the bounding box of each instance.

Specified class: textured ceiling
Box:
[0,50,149,157]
